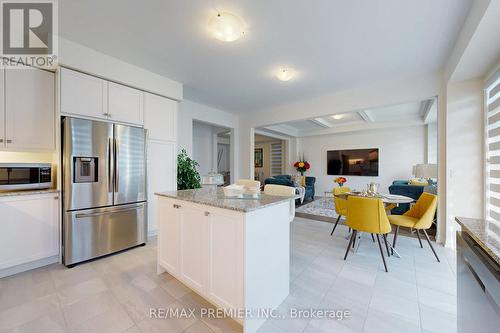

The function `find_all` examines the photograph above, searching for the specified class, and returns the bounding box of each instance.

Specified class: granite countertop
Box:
[155,188,297,213]
[455,217,500,265]
[0,189,59,198]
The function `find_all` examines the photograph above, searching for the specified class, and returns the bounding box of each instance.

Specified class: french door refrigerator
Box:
[62,117,147,267]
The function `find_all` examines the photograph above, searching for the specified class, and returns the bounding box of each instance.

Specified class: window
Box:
[485,71,500,221]
[270,142,283,176]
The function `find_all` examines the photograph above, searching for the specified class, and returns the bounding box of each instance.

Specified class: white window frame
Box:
[484,68,500,222]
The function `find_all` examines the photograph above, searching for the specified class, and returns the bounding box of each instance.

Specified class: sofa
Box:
[388,180,425,215]
[264,175,316,201]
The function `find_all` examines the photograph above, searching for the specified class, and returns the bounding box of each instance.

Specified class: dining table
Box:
[334,191,415,258]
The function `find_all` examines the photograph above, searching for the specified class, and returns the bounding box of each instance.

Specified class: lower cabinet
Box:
[179,205,208,293]
[0,192,59,271]
[158,198,243,309]
[206,210,244,309]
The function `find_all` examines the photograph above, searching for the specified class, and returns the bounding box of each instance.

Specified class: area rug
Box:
[295,197,341,224]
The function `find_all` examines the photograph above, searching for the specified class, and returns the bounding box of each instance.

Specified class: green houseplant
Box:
[177,149,202,190]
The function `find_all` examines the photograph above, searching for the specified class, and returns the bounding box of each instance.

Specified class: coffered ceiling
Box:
[261,99,437,137]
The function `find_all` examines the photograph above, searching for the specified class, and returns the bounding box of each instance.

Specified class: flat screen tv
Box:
[327,148,379,176]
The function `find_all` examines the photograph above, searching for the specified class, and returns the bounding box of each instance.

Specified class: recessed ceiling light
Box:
[276,68,295,82]
[208,11,245,42]
[331,114,343,120]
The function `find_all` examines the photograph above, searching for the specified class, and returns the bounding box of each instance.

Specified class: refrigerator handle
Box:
[114,137,119,193]
[108,137,113,193]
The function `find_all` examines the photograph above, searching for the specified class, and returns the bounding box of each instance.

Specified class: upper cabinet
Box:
[108,82,144,125]
[144,92,177,142]
[60,67,107,120]
[0,66,55,151]
[60,68,145,126]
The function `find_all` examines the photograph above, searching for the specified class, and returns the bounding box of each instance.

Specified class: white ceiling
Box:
[59,0,472,113]
[262,99,437,137]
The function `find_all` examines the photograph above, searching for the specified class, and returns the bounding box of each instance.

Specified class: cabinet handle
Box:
[54,196,59,200]
[173,204,181,209]
[6,139,12,143]
[204,211,210,216]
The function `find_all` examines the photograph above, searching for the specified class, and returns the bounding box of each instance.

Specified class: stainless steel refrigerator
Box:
[62,117,147,267]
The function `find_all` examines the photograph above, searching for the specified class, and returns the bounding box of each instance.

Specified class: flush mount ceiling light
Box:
[275,68,295,82]
[331,114,344,120]
[208,11,246,42]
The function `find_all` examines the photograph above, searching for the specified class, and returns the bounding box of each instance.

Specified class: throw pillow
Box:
[409,178,428,186]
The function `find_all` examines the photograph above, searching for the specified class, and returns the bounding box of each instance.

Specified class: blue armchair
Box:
[264,175,316,201]
[388,180,425,215]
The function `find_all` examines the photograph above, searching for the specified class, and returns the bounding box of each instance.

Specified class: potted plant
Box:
[177,149,201,190]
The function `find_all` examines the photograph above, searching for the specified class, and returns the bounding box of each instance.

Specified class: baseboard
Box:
[148,229,158,240]
[0,255,59,278]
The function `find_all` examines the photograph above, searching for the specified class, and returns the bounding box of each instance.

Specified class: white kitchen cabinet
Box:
[158,198,243,303]
[206,210,243,309]
[179,205,208,293]
[4,67,55,151]
[108,81,144,125]
[147,140,176,234]
[60,67,107,120]
[157,197,292,333]
[144,92,177,141]
[0,192,59,271]
[158,200,181,274]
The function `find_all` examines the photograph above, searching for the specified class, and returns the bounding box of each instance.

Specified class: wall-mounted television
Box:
[327,148,379,176]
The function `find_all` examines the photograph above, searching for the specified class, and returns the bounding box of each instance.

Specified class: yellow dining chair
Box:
[388,193,439,262]
[330,187,351,236]
[343,196,392,272]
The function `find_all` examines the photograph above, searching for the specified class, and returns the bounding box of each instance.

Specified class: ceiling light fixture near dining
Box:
[208,11,246,42]
[331,114,344,120]
[276,68,295,82]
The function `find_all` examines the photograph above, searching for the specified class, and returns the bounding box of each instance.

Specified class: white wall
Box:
[297,125,426,195]
[192,121,216,176]
[59,38,182,100]
[178,100,239,181]
[446,79,484,246]
[426,122,438,164]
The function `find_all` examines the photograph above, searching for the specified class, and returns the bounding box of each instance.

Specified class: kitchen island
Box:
[155,188,297,333]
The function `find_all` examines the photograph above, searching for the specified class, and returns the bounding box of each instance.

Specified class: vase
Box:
[300,171,304,176]
[338,183,343,187]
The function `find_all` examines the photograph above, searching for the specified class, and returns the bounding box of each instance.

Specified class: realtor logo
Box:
[2,1,52,54]
[1,1,57,68]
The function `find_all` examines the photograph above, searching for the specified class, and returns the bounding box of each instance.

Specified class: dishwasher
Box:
[457,231,500,333]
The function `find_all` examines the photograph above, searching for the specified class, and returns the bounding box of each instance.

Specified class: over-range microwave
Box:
[0,163,52,190]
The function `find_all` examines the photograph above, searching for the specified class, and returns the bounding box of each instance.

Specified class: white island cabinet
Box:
[156,188,296,333]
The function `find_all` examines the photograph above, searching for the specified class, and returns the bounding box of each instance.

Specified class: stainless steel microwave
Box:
[0,163,52,190]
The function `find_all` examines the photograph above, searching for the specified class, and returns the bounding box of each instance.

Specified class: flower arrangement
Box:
[334,177,347,187]
[293,160,310,175]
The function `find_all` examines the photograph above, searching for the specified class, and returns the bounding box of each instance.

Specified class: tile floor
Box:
[0,217,456,333]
